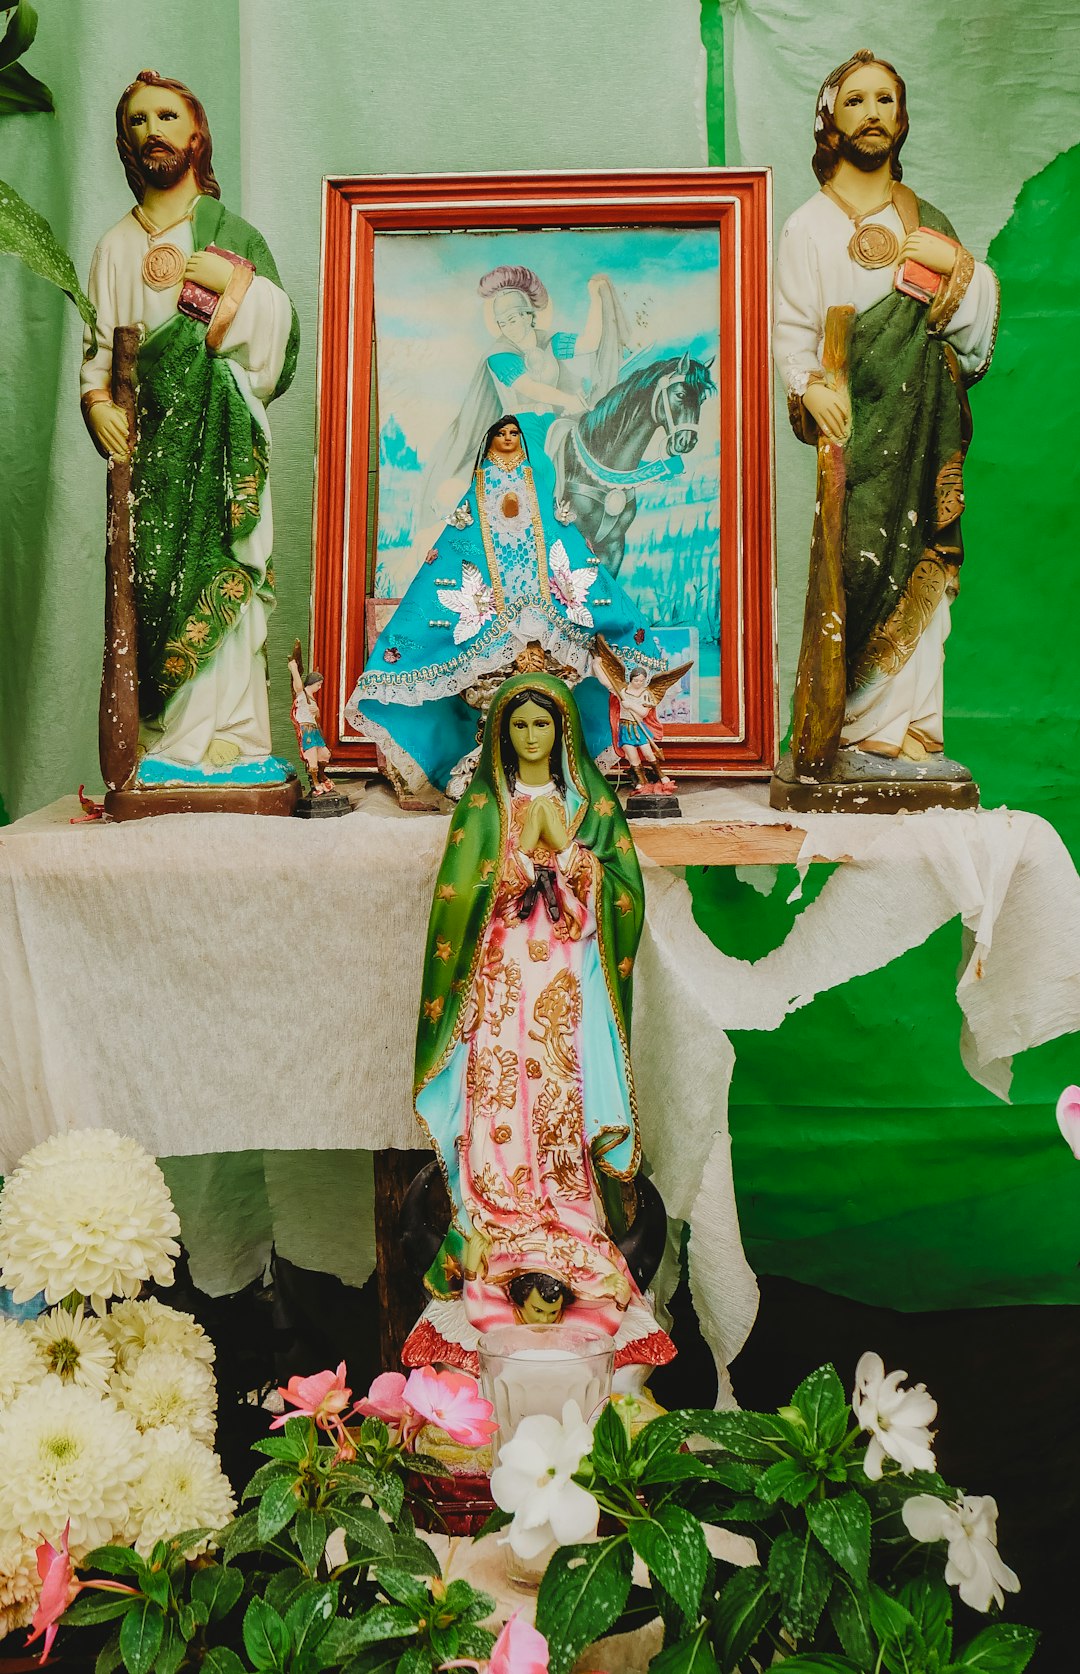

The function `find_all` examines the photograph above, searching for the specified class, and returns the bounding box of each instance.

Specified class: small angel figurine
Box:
[288,641,335,796]
[591,635,692,795]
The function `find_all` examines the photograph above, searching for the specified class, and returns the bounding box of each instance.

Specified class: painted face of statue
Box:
[508,699,555,773]
[493,290,535,345]
[487,420,524,464]
[834,62,900,172]
[519,1286,566,1325]
[125,83,197,188]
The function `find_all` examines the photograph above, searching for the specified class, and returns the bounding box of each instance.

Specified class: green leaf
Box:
[758,1658,861,1673]
[401,1452,451,1480]
[649,1624,720,1674]
[536,1536,632,1674]
[374,1566,430,1613]
[374,1472,406,1520]
[637,1452,759,1492]
[330,1603,418,1653]
[153,1618,185,1674]
[243,1596,291,1670]
[0,178,96,345]
[243,1459,299,1501]
[0,1,38,69]
[177,1603,199,1640]
[757,1458,817,1507]
[454,1624,497,1660]
[627,1505,707,1622]
[473,1506,513,1540]
[329,1459,380,1493]
[83,1546,148,1579]
[285,1582,338,1657]
[947,1624,1039,1674]
[684,1409,800,1462]
[899,1574,952,1663]
[62,1593,139,1627]
[340,1650,402,1674]
[807,1492,871,1582]
[96,1630,124,1674]
[387,1532,440,1577]
[257,1474,301,1542]
[712,1565,777,1673]
[191,1563,244,1623]
[868,1584,918,1645]
[201,1651,248,1674]
[0,58,51,114]
[440,1578,495,1623]
[252,1430,309,1462]
[338,1504,394,1558]
[828,1573,875,1666]
[294,1507,330,1574]
[768,1528,833,1641]
[119,1599,165,1674]
[589,1400,631,1482]
[140,1566,170,1609]
[394,1647,435,1674]
[791,1365,850,1450]
[165,1527,214,1557]
[220,1508,264,1563]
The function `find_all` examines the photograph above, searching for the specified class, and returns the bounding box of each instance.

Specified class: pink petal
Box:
[490,1612,550,1674]
[356,1371,409,1422]
[1056,1086,1080,1159]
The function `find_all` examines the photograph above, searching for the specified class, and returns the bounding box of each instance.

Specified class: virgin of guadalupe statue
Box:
[346,416,667,801]
[401,674,675,1379]
[419,265,636,515]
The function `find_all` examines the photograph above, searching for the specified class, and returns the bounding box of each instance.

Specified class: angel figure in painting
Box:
[346,415,669,803]
[402,673,675,1383]
[591,635,692,797]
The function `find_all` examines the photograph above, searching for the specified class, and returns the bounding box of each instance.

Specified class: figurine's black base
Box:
[770,749,979,813]
[293,790,353,819]
[625,792,682,820]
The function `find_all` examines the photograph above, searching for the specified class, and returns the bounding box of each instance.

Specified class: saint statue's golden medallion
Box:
[142,243,186,290]
[849,223,901,271]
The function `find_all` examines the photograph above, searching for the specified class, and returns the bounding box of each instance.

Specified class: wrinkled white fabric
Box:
[1,786,1078,1381]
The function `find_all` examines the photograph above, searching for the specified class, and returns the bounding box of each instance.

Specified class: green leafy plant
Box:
[514,1361,1037,1674]
[0,1,97,344]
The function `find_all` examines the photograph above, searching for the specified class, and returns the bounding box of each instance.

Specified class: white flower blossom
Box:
[903,1493,1021,1613]
[0,1380,143,1558]
[0,1129,180,1310]
[104,1297,215,1375]
[114,1346,217,1445]
[853,1351,937,1479]
[0,1528,41,1641]
[0,1317,44,1407]
[127,1425,236,1558]
[490,1399,599,1560]
[31,1305,115,1396]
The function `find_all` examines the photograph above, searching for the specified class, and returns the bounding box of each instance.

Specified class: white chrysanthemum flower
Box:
[0,1528,41,1641]
[128,1425,236,1558]
[0,1129,181,1310]
[104,1297,215,1375]
[0,1380,143,1558]
[114,1346,217,1446]
[31,1305,115,1396]
[853,1351,937,1480]
[0,1317,45,1407]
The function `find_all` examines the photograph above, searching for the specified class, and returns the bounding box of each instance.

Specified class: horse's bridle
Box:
[651,369,700,454]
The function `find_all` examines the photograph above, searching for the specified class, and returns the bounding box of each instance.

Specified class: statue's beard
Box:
[136,137,195,191]
[837,125,895,173]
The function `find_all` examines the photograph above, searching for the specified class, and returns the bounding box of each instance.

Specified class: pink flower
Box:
[356,1371,410,1427]
[271,1363,357,1457]
[402,1367,497,1448]
[26,1524,137,1663]
[490,1613,549,1674]
[1056,1085,1080,1159]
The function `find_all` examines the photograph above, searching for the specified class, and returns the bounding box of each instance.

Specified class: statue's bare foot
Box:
[205,738,242,768]
[899,733,929,762]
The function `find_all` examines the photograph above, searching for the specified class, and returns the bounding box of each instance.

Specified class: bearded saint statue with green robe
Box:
[80,70,298,787]
[774,49,998,794]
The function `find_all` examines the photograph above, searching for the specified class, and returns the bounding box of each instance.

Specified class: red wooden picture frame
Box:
[311,169,776,776]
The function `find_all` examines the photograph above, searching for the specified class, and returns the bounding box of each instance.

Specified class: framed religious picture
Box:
[311,169,776,782]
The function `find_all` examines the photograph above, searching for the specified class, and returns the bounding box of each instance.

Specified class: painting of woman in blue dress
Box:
[346,415,667,800]
[419,264,635,517]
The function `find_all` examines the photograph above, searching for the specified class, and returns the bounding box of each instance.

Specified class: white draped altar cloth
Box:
[1,787,1077,1388]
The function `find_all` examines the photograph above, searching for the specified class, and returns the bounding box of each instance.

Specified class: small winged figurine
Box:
[287,640,336,796]
[591,635,693,795]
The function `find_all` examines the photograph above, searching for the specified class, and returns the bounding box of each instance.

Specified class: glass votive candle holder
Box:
[479,1323,615,1588]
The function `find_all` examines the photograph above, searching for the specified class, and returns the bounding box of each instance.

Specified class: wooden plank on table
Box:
[629,820,848,867]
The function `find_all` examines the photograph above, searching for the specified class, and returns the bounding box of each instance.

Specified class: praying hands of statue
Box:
[182,248,236,295]
[520,795,570,856]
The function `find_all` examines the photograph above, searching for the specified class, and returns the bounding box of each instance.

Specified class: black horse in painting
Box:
[557,352,716,574]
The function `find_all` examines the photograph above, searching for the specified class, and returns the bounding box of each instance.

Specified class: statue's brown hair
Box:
[115,70,220,203]
[812,49,909,186]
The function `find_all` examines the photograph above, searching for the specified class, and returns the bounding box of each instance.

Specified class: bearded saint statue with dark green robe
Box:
[80,70,298,787]
[774,50,998,795]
